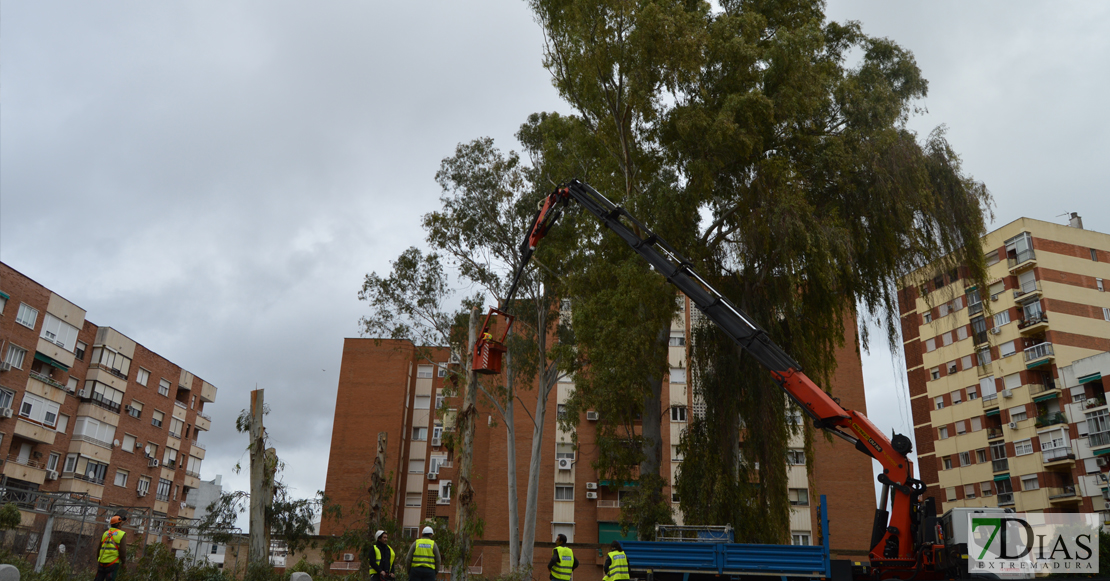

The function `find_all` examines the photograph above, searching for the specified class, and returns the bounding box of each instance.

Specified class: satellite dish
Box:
[113,439,120,447]
[145,445,152,456]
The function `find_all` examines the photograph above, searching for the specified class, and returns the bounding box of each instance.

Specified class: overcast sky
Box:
[2,1,1108,521]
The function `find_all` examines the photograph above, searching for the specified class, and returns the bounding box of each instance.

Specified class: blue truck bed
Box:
[619,496,833,579]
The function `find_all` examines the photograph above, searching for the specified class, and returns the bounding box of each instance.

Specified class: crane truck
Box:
[472,180,1008,580]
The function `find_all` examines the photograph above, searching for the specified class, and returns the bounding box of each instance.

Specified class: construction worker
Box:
[404,526,441,581]
[93,514,127,581]
[548,533,579,581]
[602,540,629,581]
[371,529,396,581]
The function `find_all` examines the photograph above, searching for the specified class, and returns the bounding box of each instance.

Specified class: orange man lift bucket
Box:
[472,307,514,375]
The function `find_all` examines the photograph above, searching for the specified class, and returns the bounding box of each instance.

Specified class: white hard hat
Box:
[422,526,434,536]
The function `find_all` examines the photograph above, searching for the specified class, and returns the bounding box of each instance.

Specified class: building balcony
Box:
[1047,486,1081,504]
[1013,280,1042,301]
[1008,249,1037,272]
[1089,431,1110,449]
[1028,380,1059,396]
[3,455,48,485]
[1018,315,1049,336]
[199,381,217,404]
[195,413,211,432]
[58,476,104,498]
[1041,447,1075,466]
[80,392,121,415]
[992,459,1009,473]
[14,419,57,445]
[1023,342,1054,367]
[28,370,67,392]
[987,428,1005,440]
[1034,412,1067,428]
[71,433,113,450]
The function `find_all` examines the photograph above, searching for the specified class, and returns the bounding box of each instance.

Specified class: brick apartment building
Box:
[898,216,1110,517]
[0,261,217,551]
[323,295,877,578]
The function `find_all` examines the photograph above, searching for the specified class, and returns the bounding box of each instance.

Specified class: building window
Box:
[981,481,993,496]
[1021,475,1039,491]
[1098,278,1104,292]
[555,485,574,501]
[75,341,86,361]
[1010,406,1027,423]
[670,406,687,422]
[930,367,940,381]
[557,404,567,420]
[959,452,971,466]
[970,417,982,431]
[437,364,447,377]
[994,311,1010,327]
[417,365,434,379]
[15,303,38,329]
[0,388,14,411]
[114,470,129,487]
[1104,307,1110,322]
[967,386,978,400]
[976,449,987,463]
[943,457,952,470]
[669,331,686,347]
[1092,248,1099,262]
[669,368,686,384]
[122,433,137,452]
[788,488,809,506]
[999,341,1016,358]
[39,314,79,351]
[156,478,172,501]
[3,344,27,370]
[951,390,962,405]
[19,393,59,427]
[922,311,932,324]
[791,532,811,546]
[152,410,164,428]
[158,379,171,397]
[414,395,431,409]
[1014,439,1034,456]
[162,448,178,468]
[671,445,684,462]
[409,459,424,473]
[137,477,151,496]
[938,426,949,439]
[73,416,116,448]
[955,421,966,435]
[137,368,150,386]
[556,443,574,460]
[412,427,428,441]
[403,527,418,539]
[946,487,957,502]
[925,338,936,352]
[964,484,976,499]
[787,449,805,466]
[127,400,143,419]
[934,396,944,410]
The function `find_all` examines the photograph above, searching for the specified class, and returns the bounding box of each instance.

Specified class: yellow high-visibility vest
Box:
[603,550,629,581]
[373,544,397,574]
[412,538,436,569]
[551,546,575,580]
[98,528,126,565]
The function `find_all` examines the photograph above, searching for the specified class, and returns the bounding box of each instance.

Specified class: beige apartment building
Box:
[899,216,1110,517]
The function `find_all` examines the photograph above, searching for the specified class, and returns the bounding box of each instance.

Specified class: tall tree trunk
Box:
[248,389,268,565]
[454,307,481,581]
[504,330,521,571]
[638,327,667,539]
[517,304,552,571]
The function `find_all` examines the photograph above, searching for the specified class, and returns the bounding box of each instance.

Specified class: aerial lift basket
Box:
[472,307,515,375]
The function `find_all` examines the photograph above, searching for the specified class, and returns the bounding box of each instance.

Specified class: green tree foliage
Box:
[0,503,21,531]
[520,0,991,542]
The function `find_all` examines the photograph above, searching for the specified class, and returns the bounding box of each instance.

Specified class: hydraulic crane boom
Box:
[475,180,932,579]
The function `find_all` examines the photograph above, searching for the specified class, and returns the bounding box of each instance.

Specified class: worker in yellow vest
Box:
[93,514,128,581]
[602,541,630,581]
[548,533,579,581]
[371,529,397,581]
[403,526,442,581]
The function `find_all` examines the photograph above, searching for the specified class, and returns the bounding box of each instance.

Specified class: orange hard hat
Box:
[110,516,124,525]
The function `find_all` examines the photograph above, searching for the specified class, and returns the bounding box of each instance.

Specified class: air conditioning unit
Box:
[1008,422,1017,429]
[991,328,1002,335]
[0,362,11,372]
[343,553,355,562]
[427,472,438,480]
[0,408,12,419]
[181,501,188,509]
[149,459,160,468]
[138,490,148,498]
[586,411,599,421]
[46,470,59,481]
[557,458,572,471]
[449,352,461,365]
[78,388,90,398]
[136,441,144,449]
[991,294,1000,302]
[431,437,442,447]
[586,491,597,499]
[1098,457,1109,468]
[1002,389,1013,398]
[586,482,598,490]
